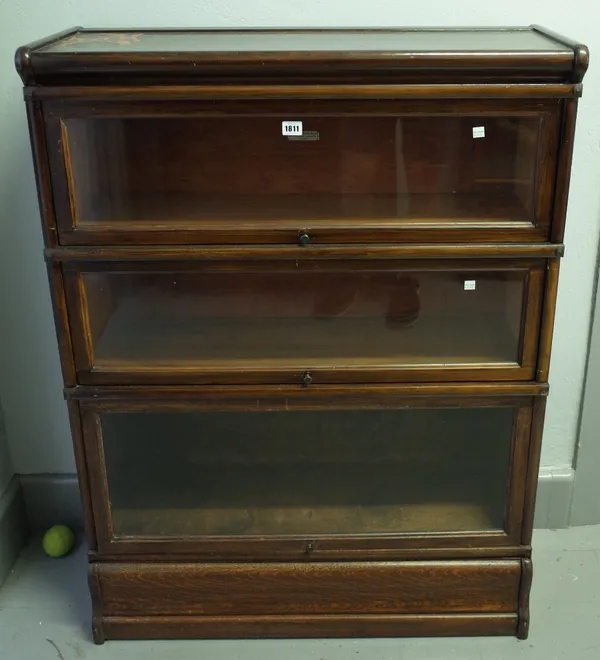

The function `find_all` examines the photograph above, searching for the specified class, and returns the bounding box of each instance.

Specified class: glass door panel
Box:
[72,264,532,382]
[57,112,545,242]
[99,406,515,538]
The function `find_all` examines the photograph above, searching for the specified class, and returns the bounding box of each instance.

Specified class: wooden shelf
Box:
[110,462,504,537]
[79,192,532,228]
[113,502,496,537]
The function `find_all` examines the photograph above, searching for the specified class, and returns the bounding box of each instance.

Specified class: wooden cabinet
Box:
[16,25,588,642]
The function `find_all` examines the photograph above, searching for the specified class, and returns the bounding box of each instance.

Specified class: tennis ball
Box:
[42,525,75,558]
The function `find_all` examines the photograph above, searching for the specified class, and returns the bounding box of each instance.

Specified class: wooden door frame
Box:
[67,384,546,559]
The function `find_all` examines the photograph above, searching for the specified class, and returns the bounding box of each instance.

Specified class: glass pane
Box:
[64,115,539,229]
[101,407,514,537]
[45,29,569,54]
[82,268,525,371]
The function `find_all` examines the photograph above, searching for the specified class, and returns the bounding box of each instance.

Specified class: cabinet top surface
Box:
[38,28,568,54]
[16,26,588,87]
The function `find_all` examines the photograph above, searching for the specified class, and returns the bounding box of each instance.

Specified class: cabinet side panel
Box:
[66,400,97,551]
[551,99,579,243]
[517,557,533,639]
[45,262,77,387]
[25,100,58,247]
[89,562,106,644]
[536,259,560,382]
[521,397,548,545]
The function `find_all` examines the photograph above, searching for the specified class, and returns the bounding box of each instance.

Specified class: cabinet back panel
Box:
[63,115,539,227]
[100,407,514,537]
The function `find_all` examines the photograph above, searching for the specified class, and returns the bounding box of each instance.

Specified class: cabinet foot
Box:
[517,558,533,639]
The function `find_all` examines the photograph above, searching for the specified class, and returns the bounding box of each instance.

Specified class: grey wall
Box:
[0,402,13,497]
[0,397,28,587]
[0,2,599,479]
[571,268,600,525]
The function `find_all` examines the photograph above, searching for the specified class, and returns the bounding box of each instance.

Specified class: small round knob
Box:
[302,372,313,387]
[298,232,310,247]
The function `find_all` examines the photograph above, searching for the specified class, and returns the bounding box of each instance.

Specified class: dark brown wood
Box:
[90,537,525,562]
[24,101,58,247]
[519,266,545,376]
[95,560,521,615]
[60,257,545,386]
[537,108,562,238]
[51,225,556,249]
[88,563,105,644]
[67,382,549,403]
[551,99,580,242]
[521,397,548,546]
[28,83,582,101]
[517,558,534,639]
[16,26,585,642]
[42,97,560,247]
[101,613,518,639]
[43,116,75,238]
[59,271,93,377]
[14,26,81,85]
[81,410,113,552]
[531,26,590,82]
[89,545,531,563]
[14,26,585,88]
[44,96,562,117]
[59,256,545,271]
[504,406,534,540]
[66,400,97,552]
[47,244,564,261]
[71,364,539,388]
[45,262,77,387]
[537,258,561,381]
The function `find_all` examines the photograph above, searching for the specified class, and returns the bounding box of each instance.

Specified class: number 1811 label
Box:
[282,121,303,136]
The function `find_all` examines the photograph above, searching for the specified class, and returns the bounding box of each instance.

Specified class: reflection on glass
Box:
[45,29,570,54]
[65,116,539,227]
[82,269,525,370]
[101,407,514,537]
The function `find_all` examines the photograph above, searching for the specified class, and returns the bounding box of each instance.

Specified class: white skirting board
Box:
[16,468,579,533]
[19,474,84,533]
[0,476,29,588]
[534,467,576,530]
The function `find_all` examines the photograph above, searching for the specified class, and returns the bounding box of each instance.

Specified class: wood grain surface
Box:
[94,560,521,617]
[100,613,518,640]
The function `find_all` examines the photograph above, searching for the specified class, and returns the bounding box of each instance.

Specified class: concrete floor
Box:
[1,527,600,659]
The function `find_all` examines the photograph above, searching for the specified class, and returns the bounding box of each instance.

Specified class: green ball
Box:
[42,525,75,558]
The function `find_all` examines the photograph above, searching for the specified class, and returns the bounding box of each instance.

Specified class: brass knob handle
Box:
[302,372,313,387]
[298,232,310,247]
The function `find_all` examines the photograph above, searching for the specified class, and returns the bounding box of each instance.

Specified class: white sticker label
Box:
[464,280,477,291]
[282,121,303,136]
[472,126,485,139]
